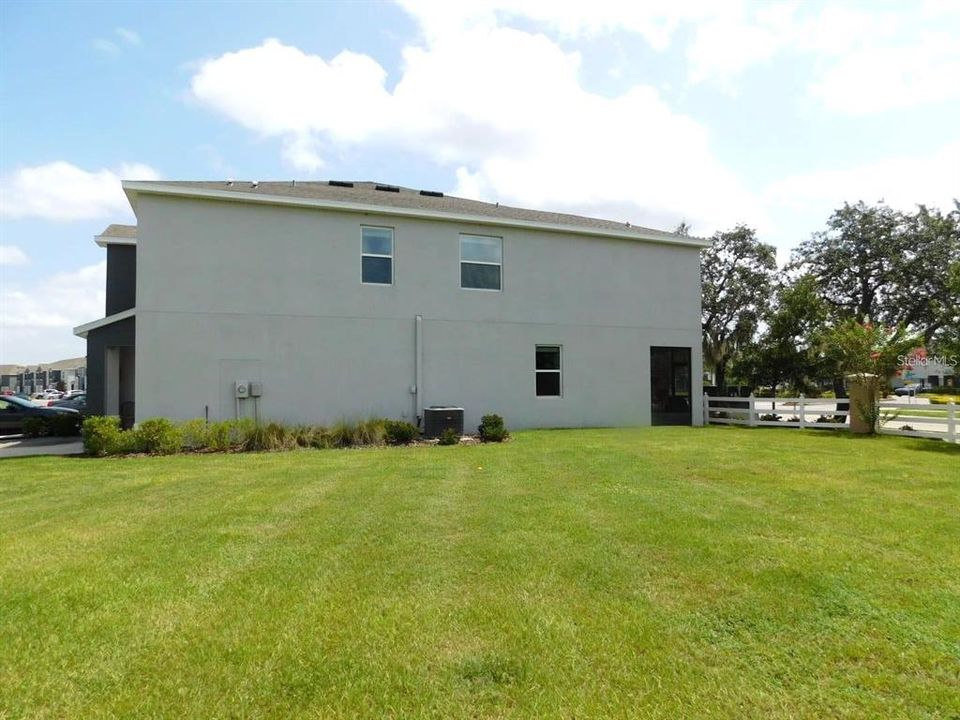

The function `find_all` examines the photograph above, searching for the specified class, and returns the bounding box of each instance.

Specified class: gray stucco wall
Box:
[133,194,703,430]
[85,316,135,416]
[105,245,137,315]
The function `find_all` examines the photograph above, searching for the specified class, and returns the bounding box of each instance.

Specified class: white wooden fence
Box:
[703,394,958,444]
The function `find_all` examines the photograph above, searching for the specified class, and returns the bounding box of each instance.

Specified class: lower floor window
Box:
[536,345,561,397]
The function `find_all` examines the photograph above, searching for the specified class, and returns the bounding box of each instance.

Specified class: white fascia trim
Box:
[122,182,711,248]
[73,308,136,338]
[94,235,137,248]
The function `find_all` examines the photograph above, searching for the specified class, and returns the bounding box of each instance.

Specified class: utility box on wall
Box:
[423,406,464,439]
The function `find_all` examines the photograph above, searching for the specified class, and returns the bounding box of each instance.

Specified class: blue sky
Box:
[1,0,958,363]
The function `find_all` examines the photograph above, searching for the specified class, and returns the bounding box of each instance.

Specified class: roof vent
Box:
[251,181,259,189]
[329,180,354,188]
[375,183,400,193]
[419,189,444,198]
[226,179,234,186]
[291,179,296,187]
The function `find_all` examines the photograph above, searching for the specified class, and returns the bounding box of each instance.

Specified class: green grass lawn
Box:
[2,427,958,719]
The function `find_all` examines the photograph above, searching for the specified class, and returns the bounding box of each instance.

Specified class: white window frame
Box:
[361,225,394,286]
[459,234,503,292]
[535,345,562,398]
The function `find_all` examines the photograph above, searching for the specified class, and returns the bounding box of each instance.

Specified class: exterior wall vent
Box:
[419,190,444,197]
[329,180,354,187]
[375,184,400,193]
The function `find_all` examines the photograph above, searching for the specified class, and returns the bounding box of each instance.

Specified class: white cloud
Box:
[94,27,142,54]
[190,32,760,234]
[0,262,105,364]
[397,0,716,50]
[115,27,141,45]
[765,141,960,214]
[93,38,119,54]
[685,3,795,89]
[0,161,160,221]
[419,2,960,113]
[0,246,29,267]
[809,32,960,114]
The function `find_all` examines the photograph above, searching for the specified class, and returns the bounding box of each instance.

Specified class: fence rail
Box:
[703,394,957,444]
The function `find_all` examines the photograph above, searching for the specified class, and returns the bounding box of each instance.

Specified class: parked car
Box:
[894,384,924,396]
[50,393,87,415]
[42,389,63,400]
[0,395,79,435]
[63,389,85,399]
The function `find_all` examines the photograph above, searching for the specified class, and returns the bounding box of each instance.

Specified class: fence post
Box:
[703,393,710,425]
[948,401,956,444]
[748,393,756,427]
[799,394,806,429]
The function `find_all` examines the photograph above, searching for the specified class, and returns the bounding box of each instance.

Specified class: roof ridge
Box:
[123,180,707,246]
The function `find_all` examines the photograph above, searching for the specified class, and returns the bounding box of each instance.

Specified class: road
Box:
[0,436,84,458]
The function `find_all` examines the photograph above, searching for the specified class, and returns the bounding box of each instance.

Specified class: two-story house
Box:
[75,181,708,430]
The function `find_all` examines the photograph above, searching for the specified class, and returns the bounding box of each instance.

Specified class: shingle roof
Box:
[127,181,701,245]
[37,356,86,371]
[0,357,84,374]
[98,224,137,239]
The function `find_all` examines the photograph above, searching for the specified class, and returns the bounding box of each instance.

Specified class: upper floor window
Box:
[361,226,393,285]
[460,234,502,291]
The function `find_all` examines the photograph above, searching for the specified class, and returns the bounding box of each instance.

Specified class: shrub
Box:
[22,417,47,438]
[759,413,781,422]
[204,419,251,451]
[437,427,459,445]
[327,420,358,448]
[921,387,960,396]
[291,425,316,448]
[787,417,801,423]
[82,416,125,456]
[132,418,182,455]
[241,421,296,452]
[478,414,509,443]
[308,426,332,449]
[326,418,386,448]
[901,424,915,432]
[384,420,418,445]
[355,418,386,446]
[180,419,209,451]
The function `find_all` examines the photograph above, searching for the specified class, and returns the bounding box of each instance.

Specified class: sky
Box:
[1,0,958,364]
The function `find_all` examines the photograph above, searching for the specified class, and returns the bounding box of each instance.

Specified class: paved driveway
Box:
[0,436,84,458]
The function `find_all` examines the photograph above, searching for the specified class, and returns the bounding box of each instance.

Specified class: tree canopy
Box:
[700,225,777,391]
[702,199,958,395]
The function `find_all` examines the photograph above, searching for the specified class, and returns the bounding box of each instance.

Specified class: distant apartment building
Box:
[0,358,86,394]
